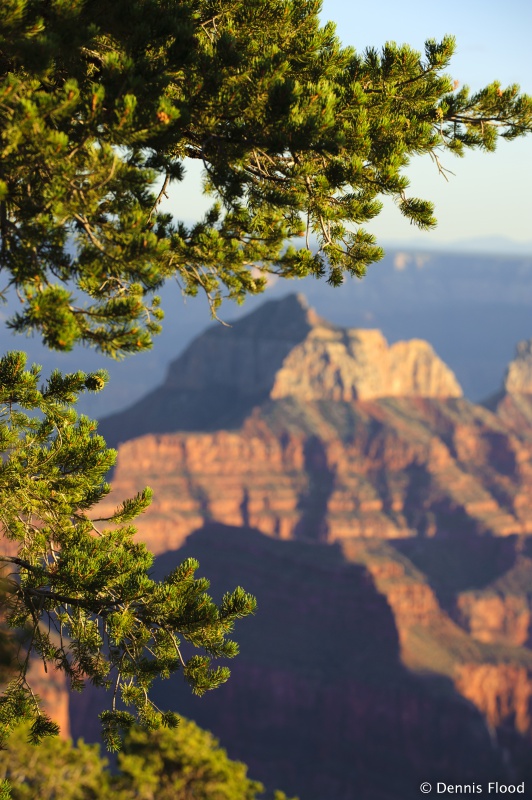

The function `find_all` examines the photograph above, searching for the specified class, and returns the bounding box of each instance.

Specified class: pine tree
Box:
[0,352,255,750]
[0,0,530,357]
[0,718,297,799]
[113,718,294,800]
[1,0,532,759]
[0,723,106,800]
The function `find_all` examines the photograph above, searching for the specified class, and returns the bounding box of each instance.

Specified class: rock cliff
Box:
[270,327,462,402]
[146,527,532,800]
[101,394,532,554]
[504,339,532,394]
[98,293,461,446]
[70,525,532,798]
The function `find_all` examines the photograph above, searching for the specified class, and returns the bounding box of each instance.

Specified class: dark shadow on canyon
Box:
[121,524,520,800]
[72,524,526,800]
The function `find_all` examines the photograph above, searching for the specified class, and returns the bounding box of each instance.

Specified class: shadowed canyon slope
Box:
[51,299,532,796]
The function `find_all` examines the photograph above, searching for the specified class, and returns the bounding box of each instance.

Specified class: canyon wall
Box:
[103,394,532,554]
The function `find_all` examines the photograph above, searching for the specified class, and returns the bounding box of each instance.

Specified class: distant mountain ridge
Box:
[98,293,462,446]
[383,236,532,257]
[1,247,531,418]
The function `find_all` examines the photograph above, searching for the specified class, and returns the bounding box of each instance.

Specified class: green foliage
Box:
[0,626,17,685]
[0,352,256,750]
[0,724,106,800]
[114,718,267,799]
[0,720,296,800]
[0,0,530,356]
[0,781,12,800]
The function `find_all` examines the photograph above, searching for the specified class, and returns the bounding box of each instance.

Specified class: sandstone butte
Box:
[10,294,532,800]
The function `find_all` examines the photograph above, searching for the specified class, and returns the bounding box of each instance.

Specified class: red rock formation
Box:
[98,293,463,447]
[455,592,532,647]
[101,393,532,554]
[92,305,532,790]
[456,663,532,735]
[504,340,532,395]
[91,301,532,797]
[270,327,462,402]
[144,526,524,800]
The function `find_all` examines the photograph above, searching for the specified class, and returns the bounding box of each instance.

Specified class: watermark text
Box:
[419,783,526,794]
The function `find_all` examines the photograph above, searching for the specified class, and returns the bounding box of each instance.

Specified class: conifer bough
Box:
[0,0,531,357]
[0,351,256,749]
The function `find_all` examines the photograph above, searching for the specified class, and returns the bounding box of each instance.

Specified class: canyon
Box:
[12,294,532,798]
[99,294,532,552]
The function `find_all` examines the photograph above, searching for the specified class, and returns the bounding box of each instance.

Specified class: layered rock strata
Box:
[102,395,532,554]
[80,295,532,797]
[142,526,532,800]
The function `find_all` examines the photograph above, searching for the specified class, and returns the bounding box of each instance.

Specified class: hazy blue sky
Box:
[167,0,532,250]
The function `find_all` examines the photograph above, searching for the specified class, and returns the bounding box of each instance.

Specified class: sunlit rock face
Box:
[164,293,316,397]
[505,339,532,394]
[101,387,532,555]
[98,295,476,551]
[271,323,462,402]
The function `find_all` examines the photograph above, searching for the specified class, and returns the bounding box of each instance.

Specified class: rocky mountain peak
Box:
[271,324,462,402]
[163,293,320,396]
[504,339,532,394]
[165,293,462,401]
[98,293,462,445]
